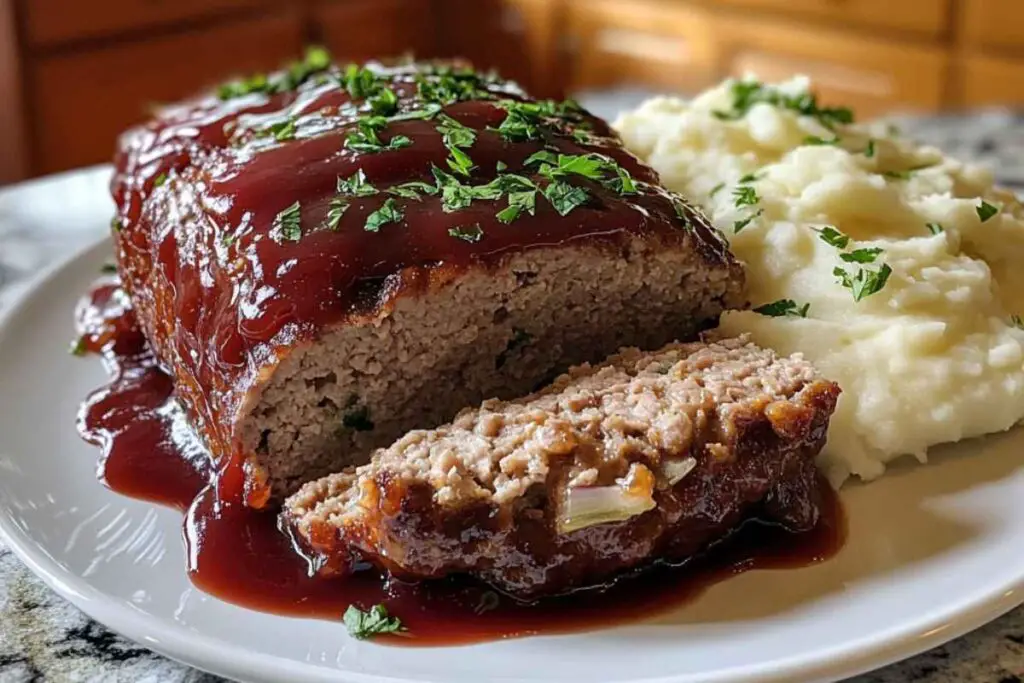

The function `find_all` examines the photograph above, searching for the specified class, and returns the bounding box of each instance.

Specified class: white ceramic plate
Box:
[1,235,1022,683]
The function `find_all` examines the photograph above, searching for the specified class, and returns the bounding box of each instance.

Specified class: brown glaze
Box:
[109,59,741,506]
[75,282,843,645]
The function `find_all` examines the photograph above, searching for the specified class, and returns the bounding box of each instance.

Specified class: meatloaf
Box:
[110,49,745,508]
[283,337,840,599]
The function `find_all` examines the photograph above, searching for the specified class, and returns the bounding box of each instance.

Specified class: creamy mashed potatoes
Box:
[615,77,1024,486]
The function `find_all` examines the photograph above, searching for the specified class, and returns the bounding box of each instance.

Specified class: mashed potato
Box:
[615,76,1024,486]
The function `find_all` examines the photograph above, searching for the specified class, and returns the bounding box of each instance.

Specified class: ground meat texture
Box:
[109,59,745,507]
[283,337,841,599]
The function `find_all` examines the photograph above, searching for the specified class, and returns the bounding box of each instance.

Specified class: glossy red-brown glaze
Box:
[76,283,843,645]
[109,61,738,506]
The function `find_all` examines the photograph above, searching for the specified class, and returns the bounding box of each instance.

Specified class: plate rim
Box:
[0,232,1021,683]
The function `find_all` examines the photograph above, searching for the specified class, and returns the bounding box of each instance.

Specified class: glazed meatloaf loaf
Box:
[284,337,840,599]
[110,49,744,508]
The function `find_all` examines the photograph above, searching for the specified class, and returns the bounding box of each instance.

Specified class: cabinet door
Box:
[434,0,562,98]
[959,54,1024,107]
[21,0,275,46]
[721,20,949,118]
[960,0,1024,52]
[564,0,719,94]
[314,0,435,65]
[710,0,949,38]
[30,12,303,175]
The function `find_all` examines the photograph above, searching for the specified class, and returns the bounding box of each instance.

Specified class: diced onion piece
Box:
[663,456,697,485]
[558,464,657,534]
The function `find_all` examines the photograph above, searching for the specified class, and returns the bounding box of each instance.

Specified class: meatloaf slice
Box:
[283,336,840,599]
[110,55,745,507]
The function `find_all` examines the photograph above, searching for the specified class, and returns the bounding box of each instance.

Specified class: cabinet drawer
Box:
[711,0,950,38]
[959,54,1024,106]
[722,20,949,118]
[434,0,562,97]
[21,0,273,47]
[315,0,434,64]
[30,13,303,175]
[565,0,718,93]
[961,0,1024,52]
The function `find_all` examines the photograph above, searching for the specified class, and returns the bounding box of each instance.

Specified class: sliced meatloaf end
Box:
[282,336,841,599]
[111,58,745,508]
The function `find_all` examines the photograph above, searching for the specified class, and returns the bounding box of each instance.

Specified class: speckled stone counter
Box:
[1,108,1023,682]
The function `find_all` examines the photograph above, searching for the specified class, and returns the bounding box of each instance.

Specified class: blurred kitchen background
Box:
[0,0,1020,184]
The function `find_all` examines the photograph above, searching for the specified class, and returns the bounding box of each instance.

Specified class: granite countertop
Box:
[1,110,1023,683]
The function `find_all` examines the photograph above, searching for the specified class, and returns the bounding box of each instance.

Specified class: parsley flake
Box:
[1012,315,1024,330]
[840,247,884,263]
[344,604,404,640]
[325,198,348,230]
[712,79,854,129]
[803,135,840,146]
[68,338,87,356]
[709,182,725,198]
[833,263,892,302]
[368,87,399,116]
[364,197,403,232]
[814,226,850,249]
[865,139,876,158]
[926,222,944,235]
[271,201,302,243]
[732,185,759,208]
[337,170,378,197]
[345,116,412,154]
[977,200,999,223]
[544,181,589,216]
[753,299,810,318]
[734,208,763,233]
[496,190,537,223]
[100,263,118,274]
[449,224,484,242]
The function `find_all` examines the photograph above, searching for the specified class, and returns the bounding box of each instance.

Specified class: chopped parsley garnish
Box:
[337,169,378,197]
[496,189,537,223]
[525,150,559,167]
[492,99,583,143]
[803,135,840,146]
[432,166,502,212]
[415,66,495,105]
[262,118,296,142]
[671,198,692,224]
[864,139,876,158]
[732,185,759,208]
[437,114,477,148]
[610,166,637,194]
[709,182,725,198]
[344,116,412,154]
[840,247,884,263]
[449,224,484,242]
[544,181,589,216]
[218,46,332,100]
[153,173,167,188]
[344,605,404,640]
[753,299,810,318]
[271,201,302,242]
[833,263,893,302]
[368,86,399,116]
[343,64,381,99]
[1012,315,1024,330]
[733,208,763,233]
[882,163,936,181]
[712,79,854,129]
[737,172,763,184]
[446,145,475,176]
[325,198,347,230]
[496,160,508,172]
[926,222,944,235]
[100,263,118,274]
[386,181,437,200]
[364,197,403,232]
[977,200,999,223]
[814,226,850,249]
[68,338,87,356]
[110,217,122,232]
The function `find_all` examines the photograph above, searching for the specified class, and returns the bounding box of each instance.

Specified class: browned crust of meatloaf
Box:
[283,337,840,598]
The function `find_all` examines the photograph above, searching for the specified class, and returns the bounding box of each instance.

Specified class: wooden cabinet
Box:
[315,0,434,63]
[435,0,563,97]
[711,0,950,38]
[22,0,277,47]
[959,54,1024,107]
[564,0,718,93]
[960,0,1024,52]
[30,12,303,175]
